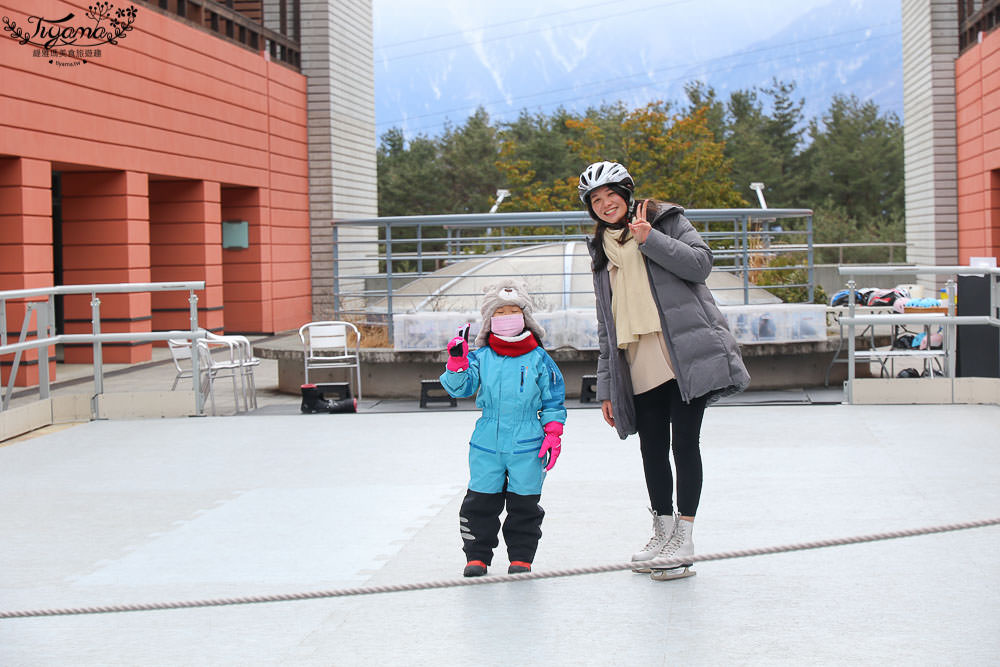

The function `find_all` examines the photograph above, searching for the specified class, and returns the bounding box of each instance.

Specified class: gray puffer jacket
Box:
[589,201,750,440]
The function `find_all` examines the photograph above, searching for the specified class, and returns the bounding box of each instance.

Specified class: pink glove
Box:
[446,324,470,372]
[539,421,563,472]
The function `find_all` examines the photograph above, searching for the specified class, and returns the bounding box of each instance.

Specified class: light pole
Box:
[489,189,510,214]
[486,189,511,251]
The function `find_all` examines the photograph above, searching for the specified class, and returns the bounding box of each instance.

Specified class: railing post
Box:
[806,214,815,303]
[731,218,739,271]
[188,290,199,332]
[1,302,36,411]
[189,291,203,415]
[90,294,103,419]
[741,214,750,305]
[47,294,56,341]
[385,222,394,344]
[847,278,856,404]
[946,278,956,403]
[37,305,50,400]
[417,222,424,276]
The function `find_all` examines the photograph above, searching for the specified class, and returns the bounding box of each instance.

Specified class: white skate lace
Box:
[657,518,686,562]
[659,535,681,558]
[640,514,670,552]
[641,532,667,551]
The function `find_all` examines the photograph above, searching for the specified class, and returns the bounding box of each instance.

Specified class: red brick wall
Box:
[0,0,310,372]
[0,157,55,385]
[956,27,1000,263]
[149,180,224,335]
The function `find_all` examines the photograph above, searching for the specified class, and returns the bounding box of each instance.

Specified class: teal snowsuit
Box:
[440,344,567,495]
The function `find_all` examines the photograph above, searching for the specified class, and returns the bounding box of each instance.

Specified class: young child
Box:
[440,278,566,577]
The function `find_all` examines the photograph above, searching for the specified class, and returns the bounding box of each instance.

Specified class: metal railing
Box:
[332,209,815,342]
[145,0,301,69]
[837,266,1000,403]
[959,0,1000,53]
[1,282,207,417]
[810,241,908,266]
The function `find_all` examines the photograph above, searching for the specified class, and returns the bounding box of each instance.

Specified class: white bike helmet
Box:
[578,161,634,203]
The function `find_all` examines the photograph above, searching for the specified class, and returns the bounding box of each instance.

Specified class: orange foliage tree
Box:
[496,102,746,212]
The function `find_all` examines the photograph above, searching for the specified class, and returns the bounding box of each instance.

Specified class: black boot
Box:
[300,384,333,413]
[326,397,358,413]
[459,490,505,568]
[503,493,545,565]
[463,560,488,577]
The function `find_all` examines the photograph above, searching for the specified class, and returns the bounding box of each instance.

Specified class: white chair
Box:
[196,336,244,415]
[221,333,261,410]
[298,321,362,401]
[167,338,194,391]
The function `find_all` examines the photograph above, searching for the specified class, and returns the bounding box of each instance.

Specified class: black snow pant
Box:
[633,379,709,517]
[460,487,544,565]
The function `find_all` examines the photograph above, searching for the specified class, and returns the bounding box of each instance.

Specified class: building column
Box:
[295,0,378,319]
[0,157,55,386]
[149,180,224,335]
[902,0,959,288]
[221,186,273,332]
[60,171,151,364]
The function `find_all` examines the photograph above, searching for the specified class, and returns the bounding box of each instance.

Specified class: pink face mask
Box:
[491,313,525,337]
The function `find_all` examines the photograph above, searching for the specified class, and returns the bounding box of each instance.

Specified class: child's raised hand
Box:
[446,324,470,372]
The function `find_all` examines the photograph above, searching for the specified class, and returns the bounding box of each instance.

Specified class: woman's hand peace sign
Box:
[628,199,652,244]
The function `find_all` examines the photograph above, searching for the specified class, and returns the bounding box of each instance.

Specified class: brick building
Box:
[902,0,1000,288]
[0,0,376,386]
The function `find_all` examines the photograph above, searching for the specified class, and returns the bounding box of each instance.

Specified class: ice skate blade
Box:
[631,565,652,573]
[650,566,695,581]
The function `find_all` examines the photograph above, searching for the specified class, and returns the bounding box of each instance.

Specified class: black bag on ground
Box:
[301,384,358,413]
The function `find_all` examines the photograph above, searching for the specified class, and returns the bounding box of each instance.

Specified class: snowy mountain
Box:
[373,0,902,139]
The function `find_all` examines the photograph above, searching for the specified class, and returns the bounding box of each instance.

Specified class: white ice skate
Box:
[650,515,696,581]
[631,509,674,573]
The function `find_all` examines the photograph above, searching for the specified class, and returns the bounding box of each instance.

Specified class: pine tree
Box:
[377,128,450,216]
[797,94,903,222]
[439,107,502,214]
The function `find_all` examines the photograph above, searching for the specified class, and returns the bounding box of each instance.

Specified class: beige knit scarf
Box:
[601,228,661,349]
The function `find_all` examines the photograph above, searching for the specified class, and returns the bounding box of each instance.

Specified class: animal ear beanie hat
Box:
[475,278,546,347]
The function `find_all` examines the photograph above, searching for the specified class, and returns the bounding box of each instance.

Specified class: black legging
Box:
[633,380,709,517]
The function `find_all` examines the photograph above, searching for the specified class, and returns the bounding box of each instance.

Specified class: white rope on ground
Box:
[2,517,998,620]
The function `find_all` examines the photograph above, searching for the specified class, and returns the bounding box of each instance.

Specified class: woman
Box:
[579,161,750,581]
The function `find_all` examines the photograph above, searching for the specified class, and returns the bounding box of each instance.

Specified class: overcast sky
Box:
[371,0,899,138]
[373,0,840,53]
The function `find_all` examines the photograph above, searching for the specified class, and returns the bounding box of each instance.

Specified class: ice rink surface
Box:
[2,403,999,666]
